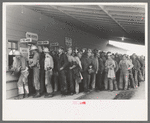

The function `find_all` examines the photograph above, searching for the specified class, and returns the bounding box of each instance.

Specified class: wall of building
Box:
[6,5,109,70]
[105,44,128,54]
[5,5,109,99]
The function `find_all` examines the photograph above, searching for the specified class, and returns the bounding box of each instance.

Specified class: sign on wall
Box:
[65,37,72,47]
[37,41,49,45]
[26,32,38,41]
[50,42,59,47]
[20,38,32,43]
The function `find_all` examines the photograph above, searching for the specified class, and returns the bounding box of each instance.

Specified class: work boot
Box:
[33,90,41,98]
[14,94,24,100]
[114,81,118,91]
[24,94,29,98]
[44,93,53,98]
[32,91,37,97]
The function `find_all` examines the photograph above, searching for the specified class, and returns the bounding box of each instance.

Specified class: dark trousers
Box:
[40,69,46,94]
[96,71,102,90]
[104,72,108,90]
[128,70,135,88]
[53,71,59,92]
[101,71,105,90]
[119,71,129,90]
[133,69,138,87]
[59,70,68,94]
[116,69,120,87]
[82,72,90,92]
[141,67,145,80]
[138,70,144,83]
[67,69,75,93]
[28,68,35,95]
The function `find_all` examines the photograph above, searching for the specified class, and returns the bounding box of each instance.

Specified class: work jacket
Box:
[81,56,93,73]
[44,53,54,71]
[30,52,40,69]
[119,59,133,74]
[56,53,69,71]
[132,58,141,71]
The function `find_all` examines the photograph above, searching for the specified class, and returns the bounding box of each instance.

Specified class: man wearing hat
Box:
[56,46,69,96]
[11,50,29,99]
[43,47,54,98]
[29,45,41,98]
[81,48,93,93]
[119,54,133,90]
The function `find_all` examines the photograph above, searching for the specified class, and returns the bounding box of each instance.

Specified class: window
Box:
[8,40,18,70]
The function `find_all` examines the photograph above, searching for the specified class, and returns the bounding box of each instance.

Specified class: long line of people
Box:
[11,45,145,99]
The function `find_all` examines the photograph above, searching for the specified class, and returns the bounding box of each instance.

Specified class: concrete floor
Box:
[12,81,145,100]
[78,82,145,100]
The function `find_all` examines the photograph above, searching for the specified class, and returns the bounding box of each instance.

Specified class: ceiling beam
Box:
[119,22,144,26]
[108,11,145,17]
[50,6,108,38]
[99,5,128,35]
[104,6,145,13]
[112,15,145,19]
[64,12,109,18]
[53,5,101,10]
[53,6,105,14]
[114,17,145,22]
[75,18,119,25]
[117,20,145,24]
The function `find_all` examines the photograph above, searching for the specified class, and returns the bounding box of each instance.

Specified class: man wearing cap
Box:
[11,50,29,99]
[131,53,141,88]
[29,45,41,98]
[43,47,54,98]
[38,46,46,96]
[56,46,69,96]
[81,48,93,93]
[119,54,133,90]
[139,55,145,81]
[104,53,116,91]
[90,49,99,91]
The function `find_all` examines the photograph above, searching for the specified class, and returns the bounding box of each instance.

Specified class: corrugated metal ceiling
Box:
[25,5,145,44]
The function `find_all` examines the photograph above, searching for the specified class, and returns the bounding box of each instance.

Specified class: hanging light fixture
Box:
[39,12,42,20]
[122,37,125,41]
[21,5,24,14]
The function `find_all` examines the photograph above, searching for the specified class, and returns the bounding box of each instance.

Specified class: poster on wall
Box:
[20,47,28,60]
[65,37,72,47]
[50,42,59,51]
[37,41,49,45]
[50,42,59,47]
[26,32,38,41]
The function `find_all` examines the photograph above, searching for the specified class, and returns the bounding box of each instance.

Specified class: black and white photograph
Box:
[2,2,148,121]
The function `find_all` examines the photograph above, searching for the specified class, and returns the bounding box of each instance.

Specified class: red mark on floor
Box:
[97,97,98,98]
[80,102,86,104]
[73,101,86,105]
[116,94,117,95]
[126,76,127,77]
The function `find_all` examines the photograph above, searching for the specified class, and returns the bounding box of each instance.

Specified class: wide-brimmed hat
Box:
[14,50,21,55]
[43,47,50,53]
[30,45,38,51]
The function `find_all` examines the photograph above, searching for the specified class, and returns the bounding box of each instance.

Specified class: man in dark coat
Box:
[81,49,93,93]
[131,53,141,88]
[95,51,104,91]
[56,46,69,96]
[38,46,46,95]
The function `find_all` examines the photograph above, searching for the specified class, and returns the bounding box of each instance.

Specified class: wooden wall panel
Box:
[5,5,108,71]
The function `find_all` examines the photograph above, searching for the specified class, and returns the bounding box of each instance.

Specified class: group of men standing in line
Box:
[11,45,145,99]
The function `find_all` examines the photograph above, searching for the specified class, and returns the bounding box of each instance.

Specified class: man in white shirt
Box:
[43,47,54,98]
